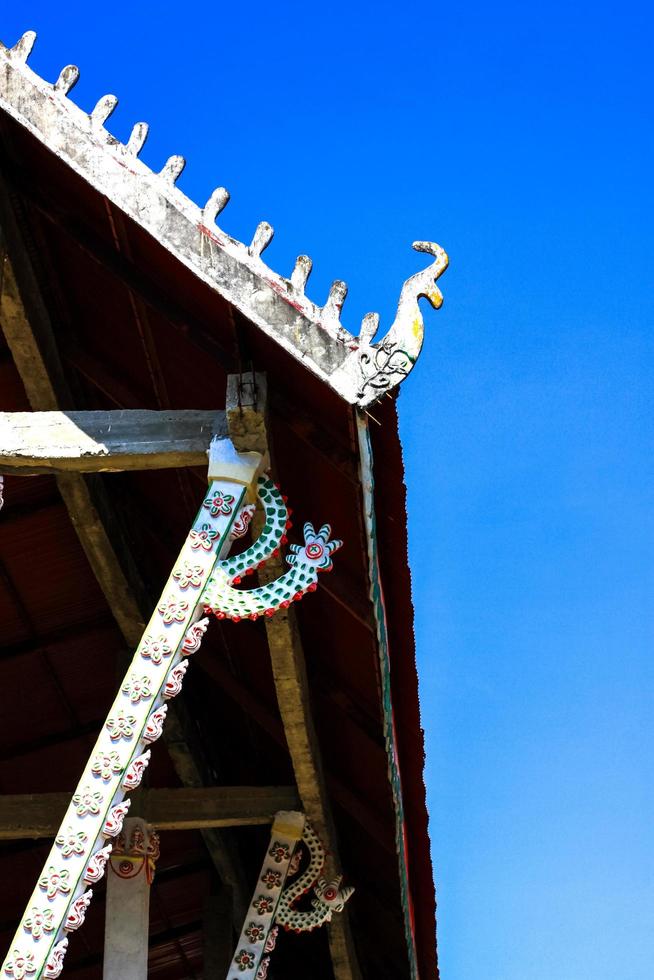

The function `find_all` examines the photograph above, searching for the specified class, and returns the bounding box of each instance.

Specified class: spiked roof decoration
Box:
[0,30,448,408]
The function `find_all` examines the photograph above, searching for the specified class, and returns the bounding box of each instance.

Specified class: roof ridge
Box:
[0,30,448,407]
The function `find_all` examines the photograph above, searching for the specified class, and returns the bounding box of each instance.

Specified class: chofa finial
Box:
[352,240,448,403]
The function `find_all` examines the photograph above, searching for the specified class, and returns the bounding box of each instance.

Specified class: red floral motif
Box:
[245,921,266,943]
[268,841,290,864]
[4,950,36,979]
[106,710,136,741]
[189,525,220,552]
[234,949,255,972]
[260,868,282,890]
[91,751,122,781]
[264,926,279,953]
[38,867,71,899]
[253,895,274,915]
[121,673,153,704]
[286,522,342,573]
[23,907,55,940]
[157,596,189,625]
[72,787,103,817]
[141,634,172,665]
[256,957,270,980]
[55,828,88,857]
[172,561,205,590]
[202,489,235,517]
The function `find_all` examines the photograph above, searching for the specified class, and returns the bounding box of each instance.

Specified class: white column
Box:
[103,818,159,980]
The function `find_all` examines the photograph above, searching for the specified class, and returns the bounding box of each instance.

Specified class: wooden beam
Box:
[0,409,225,473]
[0,786,299,839]
[225,376,363,980]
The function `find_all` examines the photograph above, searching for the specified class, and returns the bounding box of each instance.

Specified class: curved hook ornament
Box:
[275,822,354,933]
[351,241,448,405]
[201,476,342,622]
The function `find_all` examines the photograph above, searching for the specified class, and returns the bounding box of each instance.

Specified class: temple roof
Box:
[0,30,443,980]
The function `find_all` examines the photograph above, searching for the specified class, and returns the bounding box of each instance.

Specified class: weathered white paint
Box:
[0,32,447,408]
[0,410,225,473]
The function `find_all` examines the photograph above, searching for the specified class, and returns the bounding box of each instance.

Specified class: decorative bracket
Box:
[225,812,354,980]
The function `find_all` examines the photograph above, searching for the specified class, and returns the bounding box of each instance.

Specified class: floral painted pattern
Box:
[72,788,103,817]
[253,895,274,915]
[23,908,55,940]
[106,710,136,741]
[157,596,189,625]
[234,950,255,972]
[38,867,71,899]
[55,829,88,857]
[189,525,220,552]
[268,841,291,864]
[260,869,282,890]
[4,950,36,978]
[121,674,153,704]
[172,561,205,590]
[286,522,342,573]
[245,921,266,943]
[202,489,235,517]
[91,751,122,781]
[140,634,172,665]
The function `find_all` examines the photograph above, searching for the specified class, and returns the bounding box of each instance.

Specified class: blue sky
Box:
[5,3,653,978]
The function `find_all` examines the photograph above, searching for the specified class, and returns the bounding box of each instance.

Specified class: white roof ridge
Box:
[0,31,448,407]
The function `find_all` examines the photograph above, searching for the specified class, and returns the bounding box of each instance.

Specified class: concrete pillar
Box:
[103,818,159,980]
